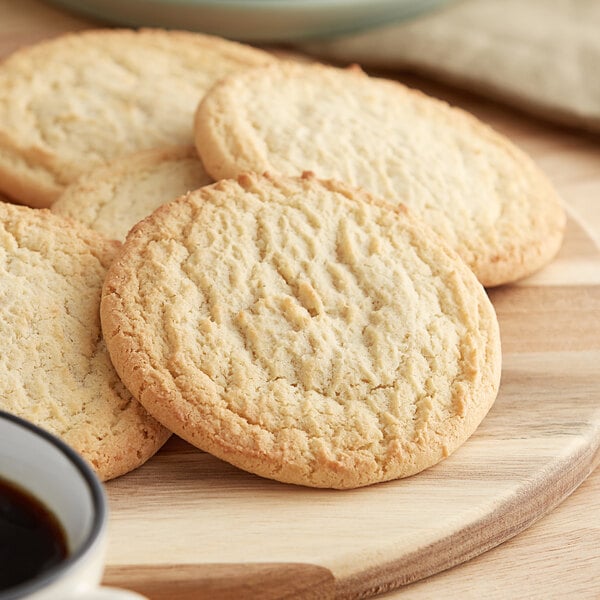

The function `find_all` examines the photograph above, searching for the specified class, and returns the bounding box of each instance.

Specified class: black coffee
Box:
[0,477,68,591]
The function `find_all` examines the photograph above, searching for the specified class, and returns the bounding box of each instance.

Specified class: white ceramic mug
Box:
[0,410,146,600]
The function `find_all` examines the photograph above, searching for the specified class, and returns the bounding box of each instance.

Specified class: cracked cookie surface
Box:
[101,173,501,488]
[52,145,212,241]
[195,62,565,287]
[0,28,274,208]
[0,201,170,480]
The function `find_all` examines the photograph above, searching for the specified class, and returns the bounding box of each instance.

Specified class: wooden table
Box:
[1,2,599,598]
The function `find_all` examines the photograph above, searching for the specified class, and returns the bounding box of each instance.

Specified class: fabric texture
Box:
[301,0,600,133]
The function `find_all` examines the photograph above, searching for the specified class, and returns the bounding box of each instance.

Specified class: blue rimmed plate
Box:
[46,0,452,42]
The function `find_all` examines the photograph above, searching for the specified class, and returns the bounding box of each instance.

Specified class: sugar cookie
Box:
[101,172,501,488]
[195,62,565,287]
[0,29,273,207]
[0,201,170,480]
[52,146,212,240]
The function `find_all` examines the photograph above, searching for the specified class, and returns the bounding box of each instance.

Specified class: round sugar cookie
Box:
[194,62,566,287]
[0,201,171,480]
[101,172,502,489]
[52,146,212,241]
[0,29,274,208]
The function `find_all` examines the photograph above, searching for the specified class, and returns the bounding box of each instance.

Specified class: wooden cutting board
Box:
[98,78,600,600]
[102,209,600,600]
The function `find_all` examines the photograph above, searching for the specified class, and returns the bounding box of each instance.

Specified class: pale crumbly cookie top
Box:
[0,201,170,480]
[101,172,501,489]
[194,62,566,287]
[52,145,212,241]
[0,28,274,208]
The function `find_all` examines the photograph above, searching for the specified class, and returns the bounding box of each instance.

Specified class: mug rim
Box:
[0,410,106,600]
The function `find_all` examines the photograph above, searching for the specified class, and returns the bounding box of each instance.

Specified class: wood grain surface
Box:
[0,2,599,599]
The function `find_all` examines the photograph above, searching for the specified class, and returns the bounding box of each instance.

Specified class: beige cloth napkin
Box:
[301,0,600,133]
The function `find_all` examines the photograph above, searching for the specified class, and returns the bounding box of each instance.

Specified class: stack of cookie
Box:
[0,29,564,488]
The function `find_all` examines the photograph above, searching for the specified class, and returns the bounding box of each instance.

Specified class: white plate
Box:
[47,0,452,42]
